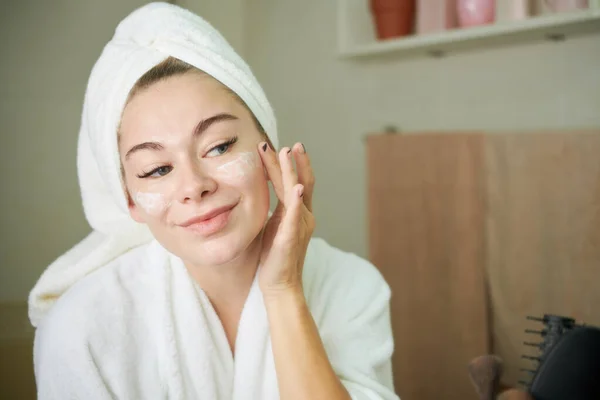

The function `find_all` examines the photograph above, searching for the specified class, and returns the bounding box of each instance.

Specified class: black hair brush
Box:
[519,314,600,400]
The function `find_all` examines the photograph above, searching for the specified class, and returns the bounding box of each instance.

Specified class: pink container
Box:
[544,0,589,12]
[416,0,457,34]
[456,0,495,27]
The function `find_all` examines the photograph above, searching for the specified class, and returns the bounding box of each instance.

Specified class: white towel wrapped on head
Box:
[29,2,399,400]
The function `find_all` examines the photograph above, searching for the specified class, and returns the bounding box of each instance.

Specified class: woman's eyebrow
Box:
[194,113,238,138]
[124,112,239,160]
[125,142,163,160]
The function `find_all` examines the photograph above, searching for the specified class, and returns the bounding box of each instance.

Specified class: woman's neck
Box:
[183,233,264,356]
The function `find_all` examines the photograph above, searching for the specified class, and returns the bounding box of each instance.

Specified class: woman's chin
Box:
[180,233,258,267]
[197,248,243,266]
[152,214,266,268]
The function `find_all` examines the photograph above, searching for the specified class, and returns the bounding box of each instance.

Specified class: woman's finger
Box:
[279,146,298,205]
[292,142,314,212]
[257,142,285,202]
[280,183,305,237]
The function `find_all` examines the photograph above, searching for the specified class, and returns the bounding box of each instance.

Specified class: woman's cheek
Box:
[133,191,172,216]
[213,151,260,185]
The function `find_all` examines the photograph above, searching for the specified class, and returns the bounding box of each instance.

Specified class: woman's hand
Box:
[255,142,350,400]
[256,142,315,297]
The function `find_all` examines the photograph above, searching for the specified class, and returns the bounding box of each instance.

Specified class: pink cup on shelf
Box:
[416,0,457,34]
[456,0,496,27]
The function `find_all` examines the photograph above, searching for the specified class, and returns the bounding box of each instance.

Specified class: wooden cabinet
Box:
[366,130,600,399]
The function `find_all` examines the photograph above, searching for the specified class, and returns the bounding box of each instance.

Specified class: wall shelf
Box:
[338,0,600,59]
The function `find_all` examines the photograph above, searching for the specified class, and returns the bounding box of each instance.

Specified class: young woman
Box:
[29,3,398,399]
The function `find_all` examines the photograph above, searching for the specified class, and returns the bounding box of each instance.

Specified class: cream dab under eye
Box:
[215,151,257,179]
[134,191,171,215]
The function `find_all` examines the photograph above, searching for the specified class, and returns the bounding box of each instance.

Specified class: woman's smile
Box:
[179,202,238,237]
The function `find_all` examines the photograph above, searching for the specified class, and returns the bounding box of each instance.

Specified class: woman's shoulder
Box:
[32,242,167,391]
[37,241,164,338]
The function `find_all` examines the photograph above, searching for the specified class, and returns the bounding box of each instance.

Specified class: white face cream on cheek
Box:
[133,191,172,216]
[215,151,258,181]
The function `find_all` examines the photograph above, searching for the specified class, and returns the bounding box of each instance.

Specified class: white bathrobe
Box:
[33,237,398,400]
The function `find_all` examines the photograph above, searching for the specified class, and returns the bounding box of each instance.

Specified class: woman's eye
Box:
[138,166,172,179]
[207,143,230,157]
[152,166,172,177]
[206,137,237,157]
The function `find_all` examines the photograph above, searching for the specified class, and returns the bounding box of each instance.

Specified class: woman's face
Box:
[119,71,271,267]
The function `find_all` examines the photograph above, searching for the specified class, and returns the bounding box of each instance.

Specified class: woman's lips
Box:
[181,204,236,236]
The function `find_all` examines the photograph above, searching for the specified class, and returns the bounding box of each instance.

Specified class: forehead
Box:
[119,72,246,142]
[125,72,240,120]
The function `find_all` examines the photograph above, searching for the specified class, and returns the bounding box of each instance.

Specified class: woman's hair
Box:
[124,56,268,138]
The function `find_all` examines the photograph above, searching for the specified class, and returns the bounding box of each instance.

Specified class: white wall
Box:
[0,0,153,303]
[243,0,600,258]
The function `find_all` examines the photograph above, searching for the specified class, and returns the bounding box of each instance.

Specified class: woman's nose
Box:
[176,161,217,204]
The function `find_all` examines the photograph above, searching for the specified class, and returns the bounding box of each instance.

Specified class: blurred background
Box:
[1,0,599,398]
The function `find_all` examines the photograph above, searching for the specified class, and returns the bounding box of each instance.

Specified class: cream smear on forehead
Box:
[134,192,171,215]
[215,151,257,179]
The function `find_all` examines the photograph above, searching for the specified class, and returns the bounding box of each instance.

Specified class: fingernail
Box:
[301,143,306,154]
[297,186,304,197]
[262,143,268,152]
[287,148,292,155]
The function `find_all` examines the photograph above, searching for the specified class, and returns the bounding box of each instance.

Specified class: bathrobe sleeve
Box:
[304,238,400,400]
